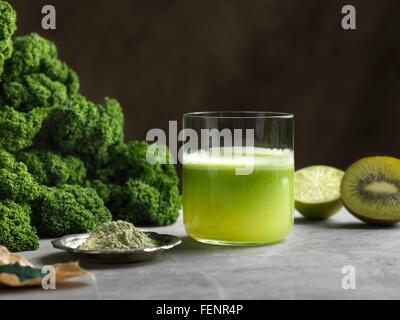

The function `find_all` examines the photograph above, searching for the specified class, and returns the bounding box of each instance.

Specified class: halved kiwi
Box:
[341,156,400,225]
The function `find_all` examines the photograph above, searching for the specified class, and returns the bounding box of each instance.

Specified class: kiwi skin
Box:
[341,156,400,226]
[342,202,400,226]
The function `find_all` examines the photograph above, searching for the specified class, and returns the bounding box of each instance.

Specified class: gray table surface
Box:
[1,208,400,300]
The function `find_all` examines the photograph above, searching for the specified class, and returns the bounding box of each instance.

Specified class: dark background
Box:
[11,0,400,170]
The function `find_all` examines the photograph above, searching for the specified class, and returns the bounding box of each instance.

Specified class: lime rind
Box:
[295,198,342,220]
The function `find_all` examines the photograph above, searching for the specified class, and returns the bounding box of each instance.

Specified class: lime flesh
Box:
[295,165,344,219]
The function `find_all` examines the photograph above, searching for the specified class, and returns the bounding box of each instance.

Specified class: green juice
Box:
[183,147,294,245]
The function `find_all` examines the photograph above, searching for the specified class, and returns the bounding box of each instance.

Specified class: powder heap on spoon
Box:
[79,221,156,251]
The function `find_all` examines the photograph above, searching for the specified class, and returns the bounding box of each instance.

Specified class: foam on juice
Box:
[183,147,294,170]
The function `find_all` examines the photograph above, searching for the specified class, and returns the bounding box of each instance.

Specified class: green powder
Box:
[79,220,156,250]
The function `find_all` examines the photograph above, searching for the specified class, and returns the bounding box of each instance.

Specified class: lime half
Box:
[295,165,344,220]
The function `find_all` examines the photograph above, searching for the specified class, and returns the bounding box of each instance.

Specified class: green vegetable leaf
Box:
[0,263,48,283]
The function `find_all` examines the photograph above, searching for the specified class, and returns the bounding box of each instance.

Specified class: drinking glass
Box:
[182,111,294,246]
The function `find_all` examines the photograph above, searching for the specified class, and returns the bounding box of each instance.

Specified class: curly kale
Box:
[42,95,124,169]
[0,106,48,153]
[33,184,112,237]
[0,149,40,251]
[16,150,86,186]
[1,33,79,112]
[153,172,181,226]
[112,180,160,226]
[0,150,40,203]
[85,179,119,204]
[0,200,39,252]
[94,142,181,226]
[107,142,177,184]
[0,2,181,250]
[0,1,16,76]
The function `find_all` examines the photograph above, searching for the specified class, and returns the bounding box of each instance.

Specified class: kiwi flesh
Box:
[341,156,400,225]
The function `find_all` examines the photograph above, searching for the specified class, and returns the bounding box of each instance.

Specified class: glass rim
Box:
[183,111,293,119]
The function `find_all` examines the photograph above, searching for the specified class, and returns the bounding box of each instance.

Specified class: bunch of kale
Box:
[0,1,180,252]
